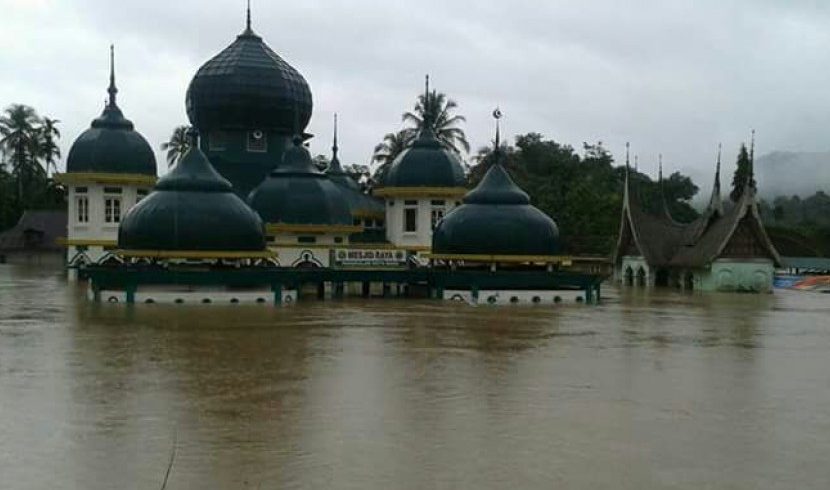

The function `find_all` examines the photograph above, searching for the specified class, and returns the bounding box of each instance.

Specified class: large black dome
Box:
[248,137,353,226]
[381,129,466,188]
[119,133,265,252]
[186,23,312,132]
[432,163,560,256]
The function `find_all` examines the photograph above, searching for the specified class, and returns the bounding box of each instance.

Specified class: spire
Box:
[246,0,252,31]
[493,107,502,150]
[623,142,631,207]
[107,44,118,107]
[748,129,756,192]
[328,112,343,172]
[657,154,675,221]
[707,143,724,215]
[491,107,504,166]
[421,74,434,130]
[634,154,639,173]
[332,113,339,159]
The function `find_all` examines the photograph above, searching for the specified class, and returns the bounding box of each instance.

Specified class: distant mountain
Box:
[755,151,830,198]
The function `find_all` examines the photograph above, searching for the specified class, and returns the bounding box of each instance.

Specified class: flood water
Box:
[1,265,829,489]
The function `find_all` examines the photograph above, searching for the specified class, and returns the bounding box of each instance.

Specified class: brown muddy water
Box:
[1,264,829,489]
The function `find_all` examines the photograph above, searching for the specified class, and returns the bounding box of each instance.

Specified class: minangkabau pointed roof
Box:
[613,141,781,268]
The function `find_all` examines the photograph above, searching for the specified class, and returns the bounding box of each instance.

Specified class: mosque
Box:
[55,7,603,305]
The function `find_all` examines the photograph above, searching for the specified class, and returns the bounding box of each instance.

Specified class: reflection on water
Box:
[1,265,829,489]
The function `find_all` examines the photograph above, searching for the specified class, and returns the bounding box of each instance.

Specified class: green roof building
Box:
[119,129,268,257]
[185,6,312,198]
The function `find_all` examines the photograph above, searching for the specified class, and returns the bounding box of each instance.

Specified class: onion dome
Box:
[380,78,465,189]
[185,5,312,132]
[66,46,156,175]
[325,115,384,218]
[248,136,353,226]
[381,128,465,188]
[432,113,560,256]
[119,130,265,251]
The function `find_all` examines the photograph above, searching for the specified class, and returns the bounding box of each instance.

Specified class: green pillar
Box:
[334,282,344,299]
[595,285,601,304]
[471,285,479,303]
[92,282,101,303]
[125,283,136,305]
[273,283,283,305]
[436,286,444,300]
[585,287,593,304]
[362,282,370,298]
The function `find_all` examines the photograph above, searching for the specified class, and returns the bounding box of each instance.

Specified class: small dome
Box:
[66,48,156,176]
[381,129,465,188]
[186,23,312,132]
[432,163,560,256]
[325,133,384,218]
[248,137,353,226]
[119,133,265,251]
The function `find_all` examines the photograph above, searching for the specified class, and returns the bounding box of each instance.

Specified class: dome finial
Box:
[108,44,118,107]
[246,0,252,32]
[492,107,503,153]
[332,113,339,159]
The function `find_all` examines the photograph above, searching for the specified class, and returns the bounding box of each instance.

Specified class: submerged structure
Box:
[55,46,157,279]
[58,4,605,304]
[613,143,782,292]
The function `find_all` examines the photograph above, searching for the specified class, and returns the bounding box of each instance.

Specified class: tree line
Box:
[0,104,65,230]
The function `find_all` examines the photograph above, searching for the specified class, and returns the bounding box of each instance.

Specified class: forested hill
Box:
[755,151,830,198]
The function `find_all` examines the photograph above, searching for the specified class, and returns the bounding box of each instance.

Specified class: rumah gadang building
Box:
[55,5,606,305]
[612,143,782,293]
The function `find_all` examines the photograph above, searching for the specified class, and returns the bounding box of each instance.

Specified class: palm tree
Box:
[0,104,40,204]
[402,90,469,155]
[37,117,61,176]
[371,129,415,184]
[160,125,191,167]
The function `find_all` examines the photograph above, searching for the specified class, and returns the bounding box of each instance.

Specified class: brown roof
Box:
[0,210,67,252]
[613,164,781,269]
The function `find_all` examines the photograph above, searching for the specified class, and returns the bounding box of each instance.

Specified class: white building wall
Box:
[65,182,151,270]
[384,197,460,250]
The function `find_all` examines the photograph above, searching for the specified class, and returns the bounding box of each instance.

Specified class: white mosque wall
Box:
[385,197,460,250]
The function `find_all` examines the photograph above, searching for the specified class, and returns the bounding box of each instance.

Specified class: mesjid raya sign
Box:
[334,249,407,267]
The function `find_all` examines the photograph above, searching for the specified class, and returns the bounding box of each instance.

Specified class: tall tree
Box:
[0,104,41,205]
[160,125,191,167]
[370,129,415,184]
[402,83,470,155]
[37,117,61,176]
[730,143,755,202]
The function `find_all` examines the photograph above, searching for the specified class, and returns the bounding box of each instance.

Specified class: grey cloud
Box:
[2,0,829,196]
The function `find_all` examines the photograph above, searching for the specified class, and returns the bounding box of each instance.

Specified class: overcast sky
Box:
[2,0,830,189]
